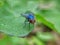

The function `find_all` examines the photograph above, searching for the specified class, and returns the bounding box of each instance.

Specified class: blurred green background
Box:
[0,0,60,45]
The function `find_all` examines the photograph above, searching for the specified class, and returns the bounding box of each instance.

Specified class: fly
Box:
[21,11,35,30]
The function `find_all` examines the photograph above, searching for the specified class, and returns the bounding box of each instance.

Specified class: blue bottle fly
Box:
[21,12,35,30]
[21,12,35,24]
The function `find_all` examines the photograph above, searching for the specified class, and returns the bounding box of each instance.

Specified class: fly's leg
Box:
[29,22,30,30]
[23,19,31,30]
[23,19,27,28]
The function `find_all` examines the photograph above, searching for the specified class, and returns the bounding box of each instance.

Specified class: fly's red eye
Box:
[29,20,35,24]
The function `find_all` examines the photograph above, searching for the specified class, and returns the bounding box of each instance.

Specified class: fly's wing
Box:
[21,11,34,19]
[21,13,28,18]
[21,11,30,17]
[25,11,34,16]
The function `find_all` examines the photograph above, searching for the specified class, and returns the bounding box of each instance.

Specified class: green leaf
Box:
[0,0,38,37]
[32,36,45,45]
[36,9,60,34]
[11,37,28,45]
[0,34,14,45]
[36,32,54,41]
